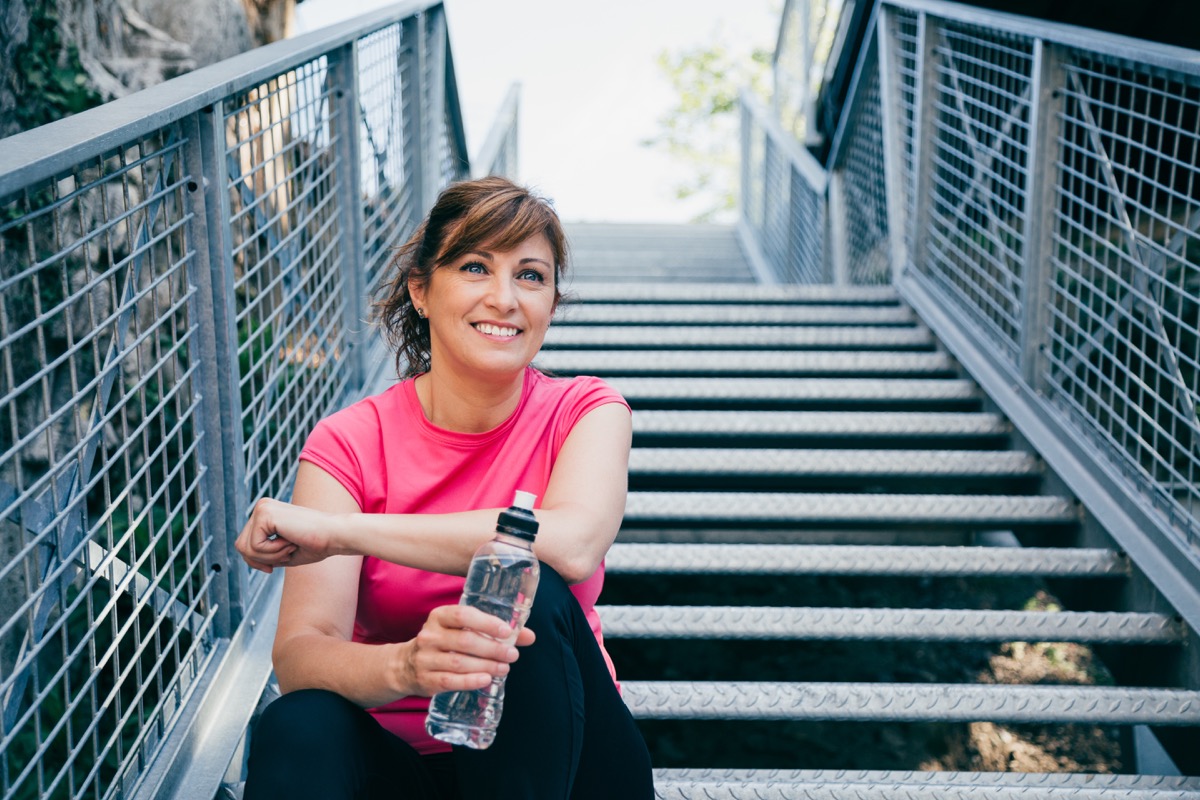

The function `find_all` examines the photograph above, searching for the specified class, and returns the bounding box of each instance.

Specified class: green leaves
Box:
[644,38,772,222]
[11,1,103,131]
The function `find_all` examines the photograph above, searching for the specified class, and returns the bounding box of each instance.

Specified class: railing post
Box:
[1017,40,1068,392]
[908,11,941,284]
[401,13,428,225]
[876,4,910,280]
[181,111,233,639]
[197,99,255,629]
[426,7,449,197]
[827,169,849,285]
[329,42,367,394]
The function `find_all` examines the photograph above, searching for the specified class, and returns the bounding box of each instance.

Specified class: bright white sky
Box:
[295,0,778,222]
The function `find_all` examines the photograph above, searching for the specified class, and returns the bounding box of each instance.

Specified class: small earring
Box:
[416,307,426,319]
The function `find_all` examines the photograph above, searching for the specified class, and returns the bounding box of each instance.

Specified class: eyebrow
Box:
[466,250,552,268]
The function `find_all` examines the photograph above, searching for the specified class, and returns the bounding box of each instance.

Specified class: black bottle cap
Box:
[497,490,539,541]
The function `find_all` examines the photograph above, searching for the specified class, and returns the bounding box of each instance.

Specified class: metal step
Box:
[567,266,754,283]
[562,282,900,305]
[611,378,980,409]
[554,303,915,326]
[535,350,957,377]
[652,770,1200,800]
[599,605,1184,644]
[604,543,1129,577]
[623,492,1078,529]
[622,681,1200,725]
[632,410,1012,446]
[543,325,934,350]
[628,449,1039,480]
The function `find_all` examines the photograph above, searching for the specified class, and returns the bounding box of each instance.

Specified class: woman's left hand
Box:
[235,497,343,572]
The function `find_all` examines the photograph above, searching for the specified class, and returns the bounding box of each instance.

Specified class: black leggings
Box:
[243,565,653,799]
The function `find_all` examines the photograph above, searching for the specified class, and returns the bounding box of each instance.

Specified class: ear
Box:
[408,274,426,310]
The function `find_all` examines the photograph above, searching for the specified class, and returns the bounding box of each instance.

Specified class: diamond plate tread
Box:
[629,449,1039,478]
[610,378,979,405]
[622,681,1200,724]
[553,304,915,326]
[655,769,1200,789]
[632,411,1011,438]
[604,543,1128,577]
[564,282,900,305]
[624,492,1078,527]
[535,350,956,377]
[542,325,933,350]
[598,605,1183,644]
[652,769,1200,800]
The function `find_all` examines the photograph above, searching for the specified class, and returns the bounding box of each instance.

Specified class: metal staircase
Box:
[548,223,1200,798]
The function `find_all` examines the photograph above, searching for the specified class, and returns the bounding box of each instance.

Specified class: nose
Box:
[485,273,518,312]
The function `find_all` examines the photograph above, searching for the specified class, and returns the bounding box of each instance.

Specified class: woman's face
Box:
[410,233,556,381]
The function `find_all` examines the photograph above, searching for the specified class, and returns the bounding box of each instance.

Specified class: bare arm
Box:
[237,402,632,584]
[268,463,530,706]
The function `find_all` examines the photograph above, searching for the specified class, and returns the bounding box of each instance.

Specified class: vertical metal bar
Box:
[876,5,910,281]
[908,10,941,281]
[198,101,254,629]
[180,111,232,640]
[401,14,427,226]
[740,96,752,234]
[329,42,367,394]
[440,15,471,181]
[828,168,849,286]
[788,165,801,282]
[1017,41,1068,391]
[426,6,449,195]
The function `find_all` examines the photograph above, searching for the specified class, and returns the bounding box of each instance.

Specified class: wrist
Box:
[388,640,417,697]
[329,512,358,556]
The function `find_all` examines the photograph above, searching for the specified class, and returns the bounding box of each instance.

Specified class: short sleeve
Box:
[551,376,631,455]
[298,403,377,510]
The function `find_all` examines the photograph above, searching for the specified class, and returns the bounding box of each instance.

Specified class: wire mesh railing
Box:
[0,2,491,796]
[744,0,1200,618]
[739,91,828,284]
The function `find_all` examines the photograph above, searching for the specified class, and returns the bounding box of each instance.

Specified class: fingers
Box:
[406,605,531,696]
[237,499,339,574]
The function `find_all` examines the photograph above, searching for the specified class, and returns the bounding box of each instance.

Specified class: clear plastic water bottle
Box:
[425,490,541,749]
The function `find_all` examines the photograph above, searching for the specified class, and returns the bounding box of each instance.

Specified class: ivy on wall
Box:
[10,1,102,133]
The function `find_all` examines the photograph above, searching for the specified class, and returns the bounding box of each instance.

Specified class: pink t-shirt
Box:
[298,366,629,754]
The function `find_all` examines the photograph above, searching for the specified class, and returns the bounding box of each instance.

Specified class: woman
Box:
[235,177,653,799]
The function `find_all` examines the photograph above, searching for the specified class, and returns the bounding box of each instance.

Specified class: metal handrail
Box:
[0,1,436,195]
[471,82,521,179]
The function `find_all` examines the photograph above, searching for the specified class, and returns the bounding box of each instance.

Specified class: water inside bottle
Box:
[425,550,538,748]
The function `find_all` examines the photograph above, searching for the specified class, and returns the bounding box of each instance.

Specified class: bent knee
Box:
[252,689,363,751]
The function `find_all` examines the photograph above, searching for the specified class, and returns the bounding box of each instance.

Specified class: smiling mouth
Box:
[473,322,521,338]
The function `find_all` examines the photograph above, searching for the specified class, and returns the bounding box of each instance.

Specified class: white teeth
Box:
[475,322,519,337]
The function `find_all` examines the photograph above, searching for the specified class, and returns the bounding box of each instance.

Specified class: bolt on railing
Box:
[0,2,520,796]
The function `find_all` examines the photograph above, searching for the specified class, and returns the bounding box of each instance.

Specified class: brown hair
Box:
[373,176,569,378]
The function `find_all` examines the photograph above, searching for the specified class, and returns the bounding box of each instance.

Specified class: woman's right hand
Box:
[396,605,536,697]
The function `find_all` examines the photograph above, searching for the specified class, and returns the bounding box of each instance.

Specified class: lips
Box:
[473,322,521,338]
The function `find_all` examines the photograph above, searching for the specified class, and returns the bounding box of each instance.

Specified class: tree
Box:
[643,40,771,223]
